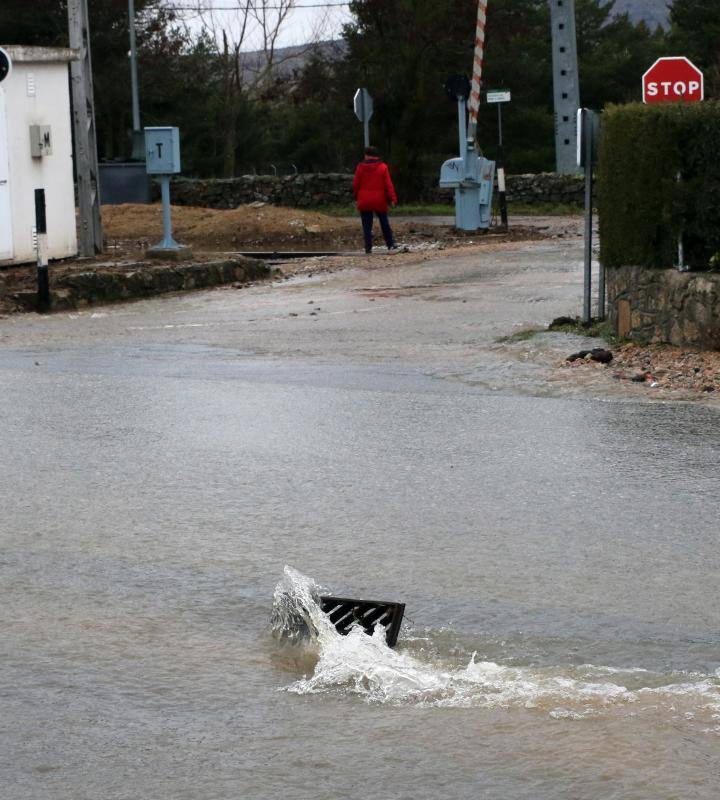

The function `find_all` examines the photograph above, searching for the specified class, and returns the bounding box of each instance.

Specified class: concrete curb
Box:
[10,256,270,313]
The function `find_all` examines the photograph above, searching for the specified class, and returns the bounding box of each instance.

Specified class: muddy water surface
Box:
[1,237,718,799]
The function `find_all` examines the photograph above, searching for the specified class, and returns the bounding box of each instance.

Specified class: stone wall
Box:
[504,173,585,207]
[162,172,586,209]
[167,174,355,209]
[607,264,720,348]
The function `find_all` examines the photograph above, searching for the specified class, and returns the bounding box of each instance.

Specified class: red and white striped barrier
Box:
[468,0,488,139]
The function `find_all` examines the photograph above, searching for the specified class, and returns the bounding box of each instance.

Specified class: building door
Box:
[0,88,13,260]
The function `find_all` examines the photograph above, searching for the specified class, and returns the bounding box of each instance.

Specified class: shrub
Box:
[598,101,720,271]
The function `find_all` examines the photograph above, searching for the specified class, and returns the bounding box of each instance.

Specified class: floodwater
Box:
[1,237,719,799]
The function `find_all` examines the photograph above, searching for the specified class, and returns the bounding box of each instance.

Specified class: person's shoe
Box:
[365,248,372,254]
[388,244,399,251]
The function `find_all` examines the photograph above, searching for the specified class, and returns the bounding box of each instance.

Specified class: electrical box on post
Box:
[29,125,52,157]
[144,126,181,174]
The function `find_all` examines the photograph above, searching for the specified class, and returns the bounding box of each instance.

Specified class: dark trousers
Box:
[360,211,395,252]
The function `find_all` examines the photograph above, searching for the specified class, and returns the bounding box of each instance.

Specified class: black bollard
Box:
[34,188,50,311]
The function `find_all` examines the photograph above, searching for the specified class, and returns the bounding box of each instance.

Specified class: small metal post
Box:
[675,171,687,272]
[158,175,178,248]
[583,111,593,323]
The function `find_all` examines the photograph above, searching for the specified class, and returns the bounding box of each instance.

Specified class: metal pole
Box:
[128,0,140,131]
[159,175,178,248]
[457,97,466,158]
[583,112,593,323]
[497,103,508,227]
[68,0,103,255]
[675,171,686,272]
[358,91,370,148]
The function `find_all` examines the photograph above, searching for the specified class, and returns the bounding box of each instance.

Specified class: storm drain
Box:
[319,595,405,648]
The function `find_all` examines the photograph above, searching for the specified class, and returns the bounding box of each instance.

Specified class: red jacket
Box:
[353,157,398,213]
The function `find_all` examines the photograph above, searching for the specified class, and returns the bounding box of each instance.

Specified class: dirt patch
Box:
[563,342,720,399]
[101,203,358,251]
[0,203,555,314]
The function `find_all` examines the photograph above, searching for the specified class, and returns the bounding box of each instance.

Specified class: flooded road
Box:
[1,237,719,799]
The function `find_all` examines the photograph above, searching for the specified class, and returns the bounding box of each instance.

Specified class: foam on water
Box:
[272,568,720,726]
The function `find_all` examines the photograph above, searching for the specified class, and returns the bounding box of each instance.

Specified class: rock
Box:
[590,348,613,364]
[566,350,591,362]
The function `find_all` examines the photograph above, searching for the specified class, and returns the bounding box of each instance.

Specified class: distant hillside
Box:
[610,0,670,29]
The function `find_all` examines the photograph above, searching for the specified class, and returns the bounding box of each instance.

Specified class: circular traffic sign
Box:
[0,48,11,83]
[642,57,704,104]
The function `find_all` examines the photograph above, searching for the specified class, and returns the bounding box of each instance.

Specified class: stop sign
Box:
[642,57,704,104]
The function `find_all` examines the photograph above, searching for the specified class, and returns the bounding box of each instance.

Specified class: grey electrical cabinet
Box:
[439,155,496,230]
[144,126,181,174]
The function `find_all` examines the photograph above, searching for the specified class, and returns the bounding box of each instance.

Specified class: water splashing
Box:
[271,568,720,727]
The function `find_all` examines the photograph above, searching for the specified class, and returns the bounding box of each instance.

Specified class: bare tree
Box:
[176,0,331,176]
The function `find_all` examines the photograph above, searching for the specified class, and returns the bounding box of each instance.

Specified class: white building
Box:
[0,46,78,265]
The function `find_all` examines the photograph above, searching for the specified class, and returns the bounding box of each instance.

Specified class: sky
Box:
[168,1,354,51]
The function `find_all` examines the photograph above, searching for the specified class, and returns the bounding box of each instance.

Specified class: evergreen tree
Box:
[668,0,720,96]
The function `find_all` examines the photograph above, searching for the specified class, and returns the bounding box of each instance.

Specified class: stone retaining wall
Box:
[12,257,269,312]
[503,173,585,207]
[608,264,720,348]
[162,172,585,209]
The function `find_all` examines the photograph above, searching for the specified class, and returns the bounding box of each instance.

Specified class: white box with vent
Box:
[0,46,77,264]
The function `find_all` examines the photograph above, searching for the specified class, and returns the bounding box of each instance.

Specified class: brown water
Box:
[1,238,718,799]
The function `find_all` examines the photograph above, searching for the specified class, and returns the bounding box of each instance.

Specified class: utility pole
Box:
[128,0,144,159]
[549,0,580,174]
[68,0,103,255]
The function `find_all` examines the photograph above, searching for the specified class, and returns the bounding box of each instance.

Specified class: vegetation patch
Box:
[598,101,720,271]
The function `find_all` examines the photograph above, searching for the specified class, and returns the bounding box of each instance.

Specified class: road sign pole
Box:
[496,103,508,227]
[354,88,374,150]
[583,111,593,323]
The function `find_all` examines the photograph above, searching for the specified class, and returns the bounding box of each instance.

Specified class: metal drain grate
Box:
[319,596,405,648]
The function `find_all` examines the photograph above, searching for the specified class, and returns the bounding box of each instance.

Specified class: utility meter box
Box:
[144,127,181,174]
[29,124,52,157]
[0,45,77,264]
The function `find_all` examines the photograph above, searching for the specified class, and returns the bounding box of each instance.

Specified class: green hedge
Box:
[598,102,720,271]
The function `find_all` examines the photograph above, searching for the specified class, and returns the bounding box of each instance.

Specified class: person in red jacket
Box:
[353,146,399,254]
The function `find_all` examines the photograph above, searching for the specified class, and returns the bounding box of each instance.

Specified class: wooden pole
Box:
[68,0,103,256]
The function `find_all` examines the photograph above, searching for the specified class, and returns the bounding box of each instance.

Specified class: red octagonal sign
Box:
[642,57,704,104]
